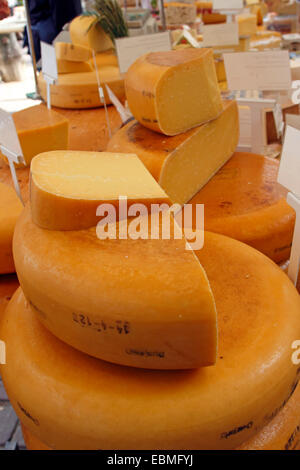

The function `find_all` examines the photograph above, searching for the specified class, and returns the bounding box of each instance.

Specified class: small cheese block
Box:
[0,183,23,274]
[38,69,125,109]
[107,100,239,205]
[30,151,171,231]
[125,48,223,136]
[187,152,295,264]
[88,50,118,69]
[0,274,19,318]
[14,205,218,369]
[164,2,197,24]
[57,59,93,74]
[55,42,92,62]
[70,15,114,53]
[4,232,300,449]
[0,104,69,166]
[237,14,258,36]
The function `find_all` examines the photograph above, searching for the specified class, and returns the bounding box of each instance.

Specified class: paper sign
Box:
[41,42,58,80]
[278,125,300,199]
[0,109,23,161]
[286,192,300,286]
[237,106,252,148]
[285,113,300,131]
[212,0,243,10]
[202,23,239,47]
[115,32,172,74]
[224,51,292,91]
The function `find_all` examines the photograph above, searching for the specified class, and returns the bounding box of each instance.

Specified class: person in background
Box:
[24,0,82,61]
[0,0,10,20]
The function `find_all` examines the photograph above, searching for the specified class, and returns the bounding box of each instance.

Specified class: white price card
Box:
[115,32,172,74]
[212,0,243,10]
[41,41,58,80]
[202,23,239,47]
[237,106,252,149]
[224,51,292,91]
[278,125,300,199]
[0,109,23,161]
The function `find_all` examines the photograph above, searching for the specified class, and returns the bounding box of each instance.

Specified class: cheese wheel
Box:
[56,59,93,74]
[30,151,171,231]
[0,183,23,274]
[70,16,114,53]
[38,69,125,109]
[55,42,92,62]
[125,49,223,136]
[14,205,218,369]
[0,104,69,166]
[3,232,300,449]
[107,100,239,205]
[187,152,295,264]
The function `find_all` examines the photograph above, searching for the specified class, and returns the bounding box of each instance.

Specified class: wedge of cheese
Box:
[107,100,239,205]
[70,15,114,53]
[0,183,23,274]
[4,232,300,449]
[0,104,69,166]
[56,59,93,74]
[55,42,92,62]
[188,152,295,264]
[125,48,223,136]
[38,69,125,109]
[30,151,171,231]
[14,205,218,369]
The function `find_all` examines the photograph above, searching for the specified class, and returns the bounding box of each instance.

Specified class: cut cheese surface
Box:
[30,151,170,230]
[69,15,114,53]
[0,183,23,274]
[125,48,223,136]
[4,232,300,449]
[56,59,93,74]
[55,42,92,62]
[188,152,295,263]
[107,100,239,205]
[0,104,69,166]
[38,69,125,109]
[14,205,217,369]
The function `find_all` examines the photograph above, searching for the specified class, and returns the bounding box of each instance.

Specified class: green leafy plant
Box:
[83,0,129,43]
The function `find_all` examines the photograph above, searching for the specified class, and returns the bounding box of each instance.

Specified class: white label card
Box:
[278,125,300,199]
[41,41,58,80]
[202,23,239,47]
[0,108,23,161]
[224,51,292,91]
[115,32,172,74]
[212,0,243,10]
[238,106,251,148]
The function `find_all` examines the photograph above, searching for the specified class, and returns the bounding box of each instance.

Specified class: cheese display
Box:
[30,151,171,231]
[69,15,114,53]
[107,100,239,205]
[188,153,295,264]
[14,205,217,369]
[0,183,23,274]
[164,2,197,25]
[125,49,223,136]
[0,104,69,166]
[38,68,125,109]
[55,42,92,62]
[56,59,93,74]
[3,232,300,449]
[237,14,258,36]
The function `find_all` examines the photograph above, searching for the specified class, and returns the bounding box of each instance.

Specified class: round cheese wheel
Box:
[189,152,295,264]
[3,231,300,449]
[0,183,23,274]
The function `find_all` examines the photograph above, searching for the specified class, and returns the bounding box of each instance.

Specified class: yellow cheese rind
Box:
[57,59,93,74]
[70,16,114,53]
[88,50,118,69]
[125,48,223,136]
[107,100,239,205]
[55,42,92,62]
[0,183,23,274]
[30,151,171,231]
[38,70,125,109]
[4,231,300,449]
[14,205,218,369]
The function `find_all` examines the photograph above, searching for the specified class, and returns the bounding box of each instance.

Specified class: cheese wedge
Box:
[0,183,23,274]
[0,104,69,166]
[187,152,295,264]
[56,59,93,74]
[38,69,125,109]
[125,48,223,136]
[4,233,300,449]
[55,42,92,62]
[107,100,239,205]
[70,15,114,53]
[30,151,171,231]
[14,205,218,369]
